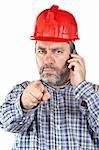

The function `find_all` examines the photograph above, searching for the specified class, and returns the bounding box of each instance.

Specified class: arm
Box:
[74,80,99,135]
[68,53,99,135]
[0,81,39,133]
[0,80,50,133]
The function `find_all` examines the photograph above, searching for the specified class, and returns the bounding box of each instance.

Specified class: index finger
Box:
[33,80,45,93]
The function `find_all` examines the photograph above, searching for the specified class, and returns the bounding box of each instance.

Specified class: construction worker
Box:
[0,5,99,150]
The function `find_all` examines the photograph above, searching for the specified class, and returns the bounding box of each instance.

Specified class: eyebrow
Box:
[37,46,45,51]
[37,46,64,52]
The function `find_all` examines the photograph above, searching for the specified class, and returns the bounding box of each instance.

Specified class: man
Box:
[0,5,99,150]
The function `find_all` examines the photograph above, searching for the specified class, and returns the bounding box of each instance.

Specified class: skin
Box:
[21,41,86,109]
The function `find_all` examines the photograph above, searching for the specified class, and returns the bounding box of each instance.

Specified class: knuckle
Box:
[37,92,43,100]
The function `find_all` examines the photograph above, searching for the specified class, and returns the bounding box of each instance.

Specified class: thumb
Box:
[42,88,50,101]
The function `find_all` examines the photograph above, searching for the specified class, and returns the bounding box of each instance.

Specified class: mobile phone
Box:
[68,42,78,71]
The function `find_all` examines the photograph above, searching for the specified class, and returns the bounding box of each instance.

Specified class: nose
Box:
[43,52,55,64]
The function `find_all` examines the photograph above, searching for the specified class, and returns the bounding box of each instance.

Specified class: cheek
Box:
[56,57,69,68]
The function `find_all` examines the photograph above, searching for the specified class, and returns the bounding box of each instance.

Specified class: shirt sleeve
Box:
[0,81,39,133]
[74,80,99,135]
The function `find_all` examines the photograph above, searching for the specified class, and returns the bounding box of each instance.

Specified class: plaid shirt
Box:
[0,80,99,150]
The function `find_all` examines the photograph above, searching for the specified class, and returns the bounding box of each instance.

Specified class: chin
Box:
[41,74,57,82]
[43,76,55,82]
[42,73,55,78]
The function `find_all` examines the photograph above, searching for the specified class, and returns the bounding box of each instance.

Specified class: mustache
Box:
[39,62,69,73]
[40,64,57,73]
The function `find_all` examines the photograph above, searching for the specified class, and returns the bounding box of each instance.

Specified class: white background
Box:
[0,0,99,149]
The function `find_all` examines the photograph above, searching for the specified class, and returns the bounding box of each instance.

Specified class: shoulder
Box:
[8,81,31,95]
[5,81,31,100]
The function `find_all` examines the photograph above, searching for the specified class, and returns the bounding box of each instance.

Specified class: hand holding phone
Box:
[67,49,86,87]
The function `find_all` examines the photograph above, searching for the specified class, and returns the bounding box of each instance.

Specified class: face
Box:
[35,41,71,87]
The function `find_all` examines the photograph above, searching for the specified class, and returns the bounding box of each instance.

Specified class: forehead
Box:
[36,41,70,49]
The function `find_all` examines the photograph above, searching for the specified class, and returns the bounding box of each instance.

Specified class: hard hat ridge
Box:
[50,5,59,13]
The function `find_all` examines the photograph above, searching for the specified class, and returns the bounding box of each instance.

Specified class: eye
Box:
[38,50,44,54]
[55,50,63,55]
[37,49,45,55]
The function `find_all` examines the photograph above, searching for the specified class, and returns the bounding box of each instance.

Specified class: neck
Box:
[43,79,70,89]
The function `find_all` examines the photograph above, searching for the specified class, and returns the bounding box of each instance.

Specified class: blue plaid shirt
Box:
[0,80,99,150]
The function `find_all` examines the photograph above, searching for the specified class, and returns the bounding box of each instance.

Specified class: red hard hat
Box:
[30,5,79,42]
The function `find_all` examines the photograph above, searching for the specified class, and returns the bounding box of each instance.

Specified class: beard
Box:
[38,62,70,87]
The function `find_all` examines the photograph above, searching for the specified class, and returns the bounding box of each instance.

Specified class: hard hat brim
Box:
[30,36,79,42]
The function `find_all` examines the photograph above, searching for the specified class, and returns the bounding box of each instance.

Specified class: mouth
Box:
[43,68,55,73]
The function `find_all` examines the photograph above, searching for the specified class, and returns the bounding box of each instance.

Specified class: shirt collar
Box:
[41,79,72,93]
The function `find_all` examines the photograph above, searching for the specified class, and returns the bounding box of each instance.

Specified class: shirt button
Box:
[23,117,25,120]
[19,122,23,125]
[26,116,29,119]
[58,145,61,150]
[56,106,59,111]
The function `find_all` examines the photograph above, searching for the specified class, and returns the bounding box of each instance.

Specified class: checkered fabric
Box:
[0,80,99,150]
